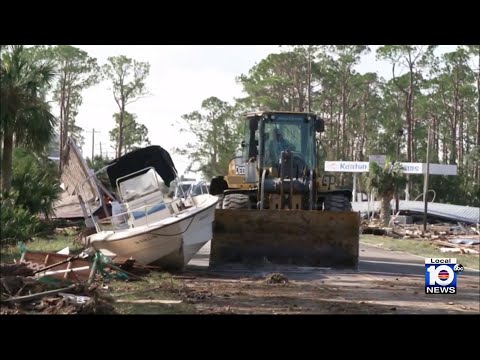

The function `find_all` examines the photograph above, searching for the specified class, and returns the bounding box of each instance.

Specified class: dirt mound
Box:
[265,273,289,285]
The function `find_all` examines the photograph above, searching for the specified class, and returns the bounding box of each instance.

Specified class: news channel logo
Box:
[425,258,464,294]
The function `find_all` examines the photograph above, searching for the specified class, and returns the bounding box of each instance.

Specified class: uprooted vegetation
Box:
[0,264,116,315]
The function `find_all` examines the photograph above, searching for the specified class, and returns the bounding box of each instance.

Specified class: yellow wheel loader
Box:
[209,111,360,269]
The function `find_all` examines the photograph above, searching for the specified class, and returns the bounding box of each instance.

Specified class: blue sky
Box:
[73,45,458,178]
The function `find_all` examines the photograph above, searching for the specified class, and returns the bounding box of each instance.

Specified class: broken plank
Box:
[433,240,458,248]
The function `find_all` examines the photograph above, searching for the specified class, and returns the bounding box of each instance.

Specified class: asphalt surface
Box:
[186,240,479,313]
[358,243,479,276]
[187,240,480,278]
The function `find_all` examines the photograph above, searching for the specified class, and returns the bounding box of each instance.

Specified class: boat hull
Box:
[85,194,218,269]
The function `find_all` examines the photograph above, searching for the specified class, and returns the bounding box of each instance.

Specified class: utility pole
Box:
[395,129,403,213]
[59,120,63,173]
[423,123,431,232]
[91,128,95,161]
[85,128,100,163]
[100,142,103,159]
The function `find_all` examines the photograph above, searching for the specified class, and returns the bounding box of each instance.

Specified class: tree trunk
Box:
[450,80,459,165]
[450,122,457,165]
[341,90,346,159]
[476,58,480,183]
[459,100,464,166]
[1,131,14,193]
[63,83,72,157]
[442,137,448,163]
[407,92,413,162]
[329,101,334,158]
[307,51,312,112]
[359,100,368,161]
[58,114,63,173]
[411,94,416,162]
[433,116,439,163]
[63,84,72,146]
[117,105,125,158]
[380,194,392,227]
[58,71,67,170]
[335,108,340,159]
[407,57,415,163]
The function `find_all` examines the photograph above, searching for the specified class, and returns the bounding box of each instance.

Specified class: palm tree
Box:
[1,45,57,192]
[366,161,407,227]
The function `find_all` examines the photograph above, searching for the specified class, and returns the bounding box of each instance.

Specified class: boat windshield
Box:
[118,168,162,202]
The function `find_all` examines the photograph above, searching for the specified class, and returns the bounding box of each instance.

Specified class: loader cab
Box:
[241,111,324,173]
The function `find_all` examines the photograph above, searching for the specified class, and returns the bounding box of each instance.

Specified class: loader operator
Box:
[267,127,295,165]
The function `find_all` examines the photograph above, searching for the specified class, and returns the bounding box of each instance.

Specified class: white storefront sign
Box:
[428,163,458,176]
[324,161,369,173]
[400,162,423,174]
[324,161,457,175]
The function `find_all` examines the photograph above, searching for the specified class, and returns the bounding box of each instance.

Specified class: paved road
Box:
[358,243,479,276]
[186,240,479,313]
[187,240,479,278]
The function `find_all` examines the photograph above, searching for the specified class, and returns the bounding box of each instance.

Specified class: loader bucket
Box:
[210,209,360,269]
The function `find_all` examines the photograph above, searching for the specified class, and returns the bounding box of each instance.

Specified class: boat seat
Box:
[125,190,172,227]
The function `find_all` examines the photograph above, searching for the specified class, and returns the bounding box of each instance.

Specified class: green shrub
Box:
[0,191,41,246]
[11,148,61,218]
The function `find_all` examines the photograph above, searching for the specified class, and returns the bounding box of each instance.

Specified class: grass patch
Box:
[361,234,479,270]
[0,232,84,264]
[107,272,197,314]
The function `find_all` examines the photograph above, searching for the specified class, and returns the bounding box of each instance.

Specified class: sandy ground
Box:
[175,242,480,314]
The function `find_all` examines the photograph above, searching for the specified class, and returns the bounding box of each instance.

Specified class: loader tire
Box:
[223,193,251,209]
[324,194,352,212]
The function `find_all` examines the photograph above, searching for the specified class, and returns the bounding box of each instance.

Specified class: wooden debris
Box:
[440,248,462,253]
[115,299,182,304]
[364,219,480,255]
[0,263,34,277]
[22,251,91,282]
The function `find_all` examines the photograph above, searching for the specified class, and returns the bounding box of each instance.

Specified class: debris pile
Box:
[362,220,480,254]
[265,273,289,285]
[0,246,148,314]
[0,264,116,314]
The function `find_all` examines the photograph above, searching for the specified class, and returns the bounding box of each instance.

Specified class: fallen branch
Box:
[1,284,77,304]
[103,263,146,281]
[114,285,165,298]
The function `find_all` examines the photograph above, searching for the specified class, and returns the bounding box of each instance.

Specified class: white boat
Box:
[78,145,219,270]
